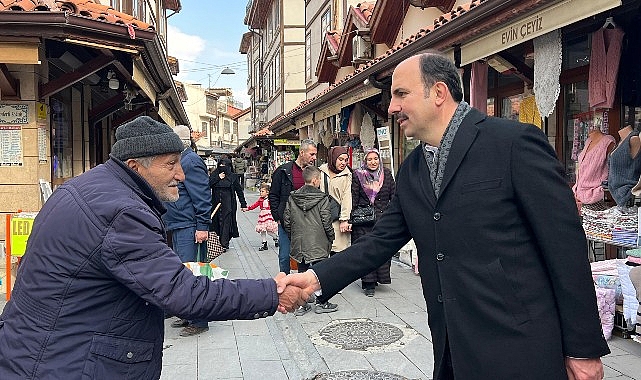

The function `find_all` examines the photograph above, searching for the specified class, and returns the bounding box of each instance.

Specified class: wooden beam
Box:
[88,92,126,123]
[112,106,147,127]
[496,52,533,85]
[39,53,115,99]
[0,64,18,98]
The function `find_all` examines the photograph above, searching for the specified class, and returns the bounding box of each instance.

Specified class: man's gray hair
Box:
[130,156,156,168]
[299,139,316,152]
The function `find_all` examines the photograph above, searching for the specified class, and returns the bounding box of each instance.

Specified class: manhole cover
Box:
[310,318,417,352]
[312,370,415,380]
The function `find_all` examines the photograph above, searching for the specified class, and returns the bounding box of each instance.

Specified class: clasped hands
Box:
[273,271,320,313]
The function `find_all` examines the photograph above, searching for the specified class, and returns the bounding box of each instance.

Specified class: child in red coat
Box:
[245,184,279,250]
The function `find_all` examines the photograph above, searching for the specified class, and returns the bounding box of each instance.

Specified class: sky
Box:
[167,1,250,108]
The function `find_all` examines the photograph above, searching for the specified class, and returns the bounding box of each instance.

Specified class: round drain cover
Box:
[313,370,413,380]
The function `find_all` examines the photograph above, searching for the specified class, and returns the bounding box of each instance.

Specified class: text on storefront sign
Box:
[501,15,543,45]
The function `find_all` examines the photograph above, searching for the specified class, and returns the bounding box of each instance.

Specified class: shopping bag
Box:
[184,243,229,280]
[206,202,225,261]
[206,232,225,261]
[184,261,229,280]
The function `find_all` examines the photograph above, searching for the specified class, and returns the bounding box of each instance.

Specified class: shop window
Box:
[500,94,523,120]
[563,81,589,182]
[623,106,641,130]
[487,98,495,116]
[50,92,73,187]
[563,34,590,70]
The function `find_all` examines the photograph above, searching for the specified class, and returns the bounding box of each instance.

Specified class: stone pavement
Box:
[2,189,641,379]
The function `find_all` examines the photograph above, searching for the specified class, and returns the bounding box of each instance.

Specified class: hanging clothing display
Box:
[608,131,641,207]
[518,95,542,129]
[533,29,562,117]
[572,131,615,204]
[588,25,625,109]
[470,61,488,114]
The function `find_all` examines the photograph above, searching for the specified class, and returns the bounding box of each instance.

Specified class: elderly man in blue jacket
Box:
[0,116,307,379]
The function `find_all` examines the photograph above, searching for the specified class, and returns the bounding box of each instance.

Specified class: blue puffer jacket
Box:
[162,148,211,231]
[0,157,278,379]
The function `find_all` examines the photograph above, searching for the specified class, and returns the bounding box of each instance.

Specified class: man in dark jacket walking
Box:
[269,139,317,273]
[162,125,211,336]
[0,116,307,379]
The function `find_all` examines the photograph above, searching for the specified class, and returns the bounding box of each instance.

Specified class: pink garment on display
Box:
[470,61,488,113]
[572,133,616,204]
[588,27,625,109]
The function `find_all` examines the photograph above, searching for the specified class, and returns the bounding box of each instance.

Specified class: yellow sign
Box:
[10,216,36,257]
[37,102,47,120]
[273,139,300,146]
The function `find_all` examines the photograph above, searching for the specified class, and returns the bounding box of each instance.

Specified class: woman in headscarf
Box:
[351,148,396,297]
[209,157,247,250]
[317,146,353,312]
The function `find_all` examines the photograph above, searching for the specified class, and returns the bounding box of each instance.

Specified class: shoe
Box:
[314,301,338,313]
[364,288,375,297]
[258,242,268,251]
[170,318,189,328]
[179,325,209,337]
[294,303,312,316]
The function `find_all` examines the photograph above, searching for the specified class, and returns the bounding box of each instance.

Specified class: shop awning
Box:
[0,42,39,64]
[460,0,622,66]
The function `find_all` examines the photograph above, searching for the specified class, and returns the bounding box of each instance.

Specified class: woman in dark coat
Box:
[351,148,396,296]
[209,158,247,249]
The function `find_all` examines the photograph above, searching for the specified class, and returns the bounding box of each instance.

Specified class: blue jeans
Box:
[171,226,208,328]
[277,223,291,274]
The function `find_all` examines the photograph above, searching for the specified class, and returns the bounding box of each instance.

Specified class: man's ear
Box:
[126,159,140,173]
[433,82,448,106]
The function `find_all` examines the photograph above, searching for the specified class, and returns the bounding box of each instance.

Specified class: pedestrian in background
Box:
[283,165,335,315]
[245,183,279,251]
[319,146,353,256]
[209,157,247,250]
[0,116,307,379]
[351,148,396,297]
[269,139,318,273]
[232,153,248,188]
[282,52,609,380]
[162,125,211,337]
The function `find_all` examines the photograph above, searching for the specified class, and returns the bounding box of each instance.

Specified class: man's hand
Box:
[219,172,225,179]
[277,271,321,296]
[273,272,309,313]
[565,357,604,380]
[339,220,352,233]
[195,230,209,243]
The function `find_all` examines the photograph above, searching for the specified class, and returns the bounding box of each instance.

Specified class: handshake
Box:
[272,271,321,313]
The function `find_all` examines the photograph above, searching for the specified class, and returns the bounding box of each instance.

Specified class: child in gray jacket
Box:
[284,165,336,315]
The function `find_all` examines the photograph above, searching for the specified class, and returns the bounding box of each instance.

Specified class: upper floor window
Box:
[305,31,312,81]
[321,9,331,41]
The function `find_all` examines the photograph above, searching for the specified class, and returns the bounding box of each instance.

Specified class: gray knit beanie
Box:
[111,116,184,161]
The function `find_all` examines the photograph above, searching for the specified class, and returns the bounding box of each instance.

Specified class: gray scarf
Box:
[422,101,472,198]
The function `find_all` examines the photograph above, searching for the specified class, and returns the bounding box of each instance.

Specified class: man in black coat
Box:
[269,139,317,273]
[281,52,609,379]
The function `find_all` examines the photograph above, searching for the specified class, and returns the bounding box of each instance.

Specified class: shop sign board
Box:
[9,212,38,257]
[0,125,23,166]
[273,139,300,146]
[0,104,28,124]
[377,126,394,174]
[460,0,621,65]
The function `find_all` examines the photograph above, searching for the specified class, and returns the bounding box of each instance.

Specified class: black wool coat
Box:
[312,109,610,379]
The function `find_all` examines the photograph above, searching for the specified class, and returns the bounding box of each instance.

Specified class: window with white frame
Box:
[321,8,331,41]
[201,122,208,137]
[305,31,312,81]
[274,54,280,91]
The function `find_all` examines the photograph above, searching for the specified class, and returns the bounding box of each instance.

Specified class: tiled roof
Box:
[355,1,374,23]
[0,0,152,30]
[253,127,273,137]
[270,0,487,131]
